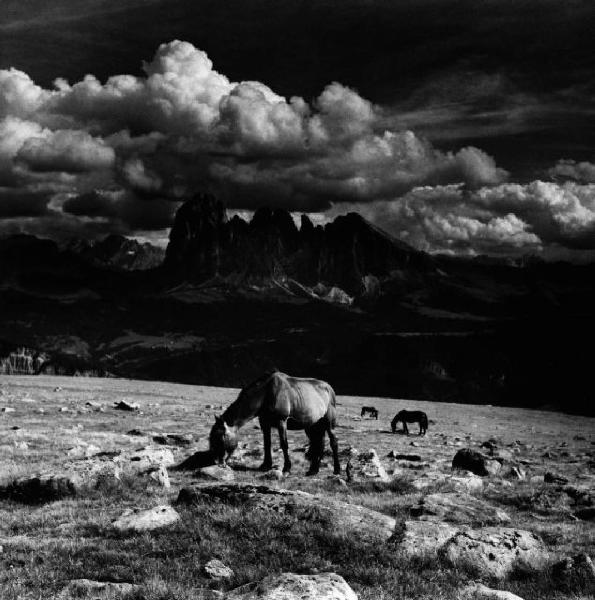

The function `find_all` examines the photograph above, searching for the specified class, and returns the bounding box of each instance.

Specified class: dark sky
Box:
[1,0,595,257]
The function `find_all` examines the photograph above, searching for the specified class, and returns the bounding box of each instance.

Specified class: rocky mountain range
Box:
[0,194,594,415]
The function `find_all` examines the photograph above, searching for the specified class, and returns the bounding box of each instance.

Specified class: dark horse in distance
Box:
[209,370,340,476]
[361,406,379,419]
[391,410,428,435]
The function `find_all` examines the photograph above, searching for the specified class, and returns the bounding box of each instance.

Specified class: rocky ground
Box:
[0,375,593,599]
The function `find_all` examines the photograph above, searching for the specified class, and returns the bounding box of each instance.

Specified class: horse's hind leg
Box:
[277,421,291,473]
[404,422,409,435]
[259,417,273,471]
[305,425,323,476]
[327,425,340,475]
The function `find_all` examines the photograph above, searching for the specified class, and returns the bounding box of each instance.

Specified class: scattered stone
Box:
[452,448,501,477]
[397,520,458,558]
[387,451,422,461]
[147,465,171,489]
[153,433,193,446]
[409,492,511,525]
[195,465,235,482]
[13,441,28,451]
[204,558,234,580]
[462,583,525,600]
[226,572,357,600]
[85,401,104,410]
[126,429,147,436]
[552,553,595,582]
[10,425,20,430]
[448,474,484,493]
[409,441,420,447]
[573,435,586,441]
[346,449,389,482]
[113,400,140,411]
[59,407,70,413]
[111,505,180,533]
[54,387,63,392]
[126,446,175,471]
[442,527,550,579]
[57,579,140,599]
[544,472,569,485]
[505,466,526,480]
[1,407,15,413]
[177,483,396,543]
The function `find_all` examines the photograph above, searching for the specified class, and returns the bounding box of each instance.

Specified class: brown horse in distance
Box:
[209,370,340,476]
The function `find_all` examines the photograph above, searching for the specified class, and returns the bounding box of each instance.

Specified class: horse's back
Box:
[270,372,335,426]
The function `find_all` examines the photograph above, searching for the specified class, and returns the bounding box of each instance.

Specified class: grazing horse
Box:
[361,406,379,419]
[209,370,340,476]
[391,410,428,436]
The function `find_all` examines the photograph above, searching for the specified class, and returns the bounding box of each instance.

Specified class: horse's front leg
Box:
[259,417,273,471]
[277,420,291,473]
[404,422,409,435]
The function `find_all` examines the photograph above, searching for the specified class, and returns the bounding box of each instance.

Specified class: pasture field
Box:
[0,375,593,599]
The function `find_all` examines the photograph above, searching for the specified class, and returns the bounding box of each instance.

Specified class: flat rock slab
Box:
[462,583,525,600]
[112,505,180,533]
[410,492,511,525]
[195,465,235,482]
[442,527,550,579]
[397,520,459,558]
[226,572,357,600]
[177,483,396,543]
[57,579,140,599]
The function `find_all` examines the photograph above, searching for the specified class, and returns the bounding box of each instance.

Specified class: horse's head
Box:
[209,415,238,464]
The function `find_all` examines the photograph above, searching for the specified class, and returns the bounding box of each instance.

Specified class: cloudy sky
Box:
[1,0,595,257]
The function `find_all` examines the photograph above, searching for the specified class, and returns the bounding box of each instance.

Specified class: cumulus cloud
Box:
[0,40,512,239]
[548,159,595,184]
[345,180,595,256]
[2,39,593,258]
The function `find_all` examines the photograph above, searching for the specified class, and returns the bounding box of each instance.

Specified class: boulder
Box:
[448,474,484,493]
[452,449,502,477]
[204,558,234,580]
[409,492,511,526]
[397,520,458,558]
[113,400,139,411]
[442,527,550,579]
[177,483,396,543]
[346,449,389,482]
[172,450,215,471]
[226,572,357,600]
[57,579,140,599]
[111,505,180,533]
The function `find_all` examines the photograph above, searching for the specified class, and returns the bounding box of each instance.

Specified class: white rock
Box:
[226,572,357,600]
[204,558,234,580]
[111,505,180,533]
[398,520,459,558]
[462,583,525,600]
